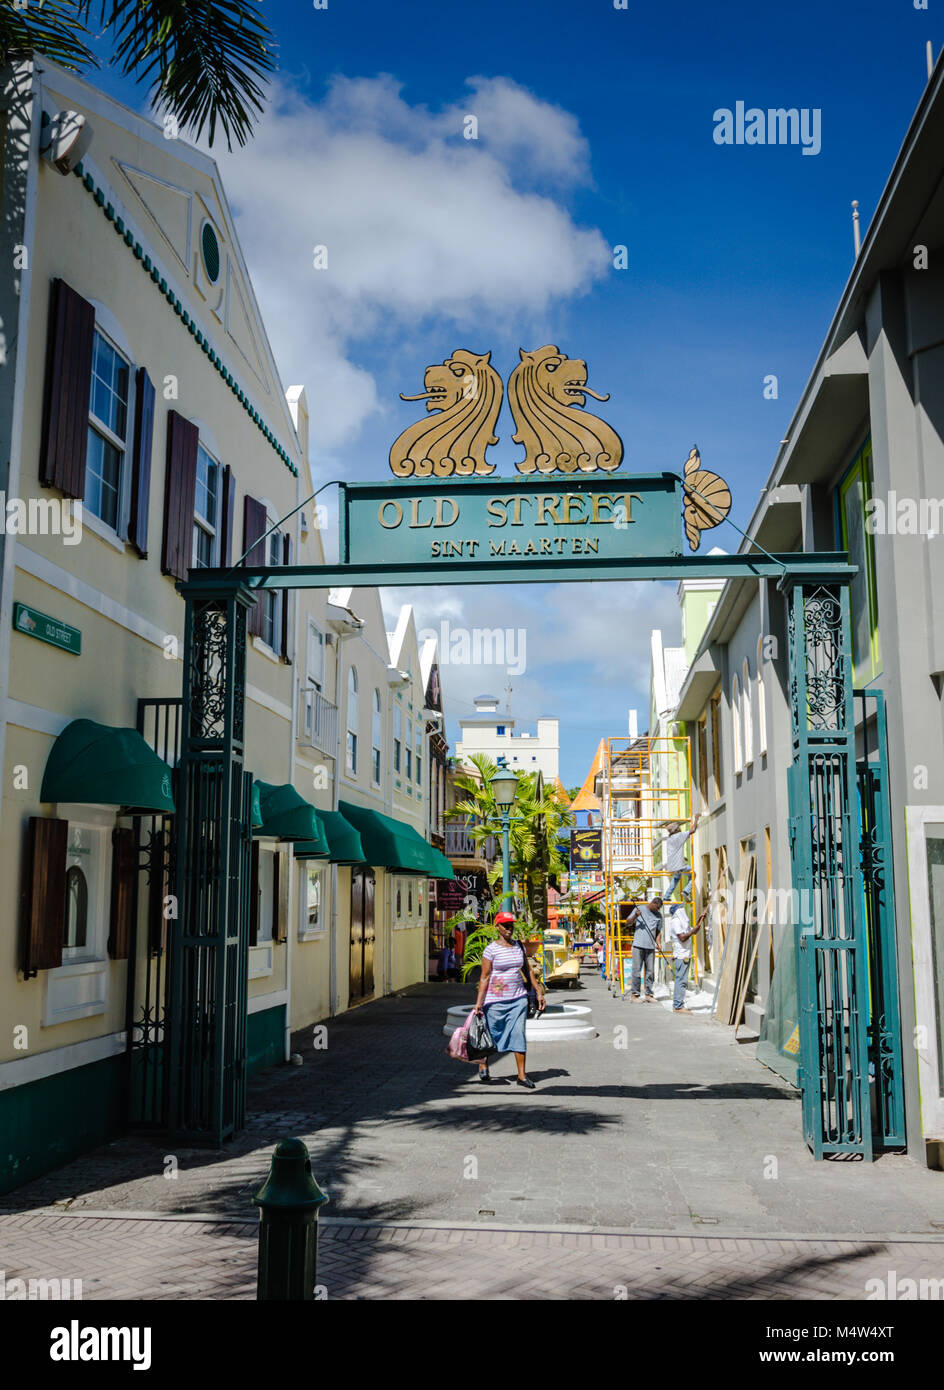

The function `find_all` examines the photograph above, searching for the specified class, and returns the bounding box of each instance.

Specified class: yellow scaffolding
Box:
[601,734,696,996]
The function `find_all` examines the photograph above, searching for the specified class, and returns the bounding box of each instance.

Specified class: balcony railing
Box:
[445,821,498,861]
[298,687,339,756]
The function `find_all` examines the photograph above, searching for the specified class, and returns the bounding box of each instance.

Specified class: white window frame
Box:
[732,674,743,775]
[757,635,768,756]
[261,526,283,653]
[86,326,133,537]
[742,658,753,767]
[256,846,275,945]
[394,703,402,775]
[905,807,944,1137]
[192,441,222,570]
[415,721,423,786]
[371,688,382,787]
[43,807,113,1027]
[346,665,359,776]
[298,862,326,940]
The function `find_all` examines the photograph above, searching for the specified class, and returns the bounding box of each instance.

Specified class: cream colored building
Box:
[455,695,559,779]
[0,57,450,1192]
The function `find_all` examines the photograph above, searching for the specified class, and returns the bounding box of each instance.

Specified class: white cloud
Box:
[209,76,609,447]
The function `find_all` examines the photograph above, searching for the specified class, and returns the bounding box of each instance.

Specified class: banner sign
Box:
[570,828,603,872]
[340,475,682,570]
[435,871,488,918]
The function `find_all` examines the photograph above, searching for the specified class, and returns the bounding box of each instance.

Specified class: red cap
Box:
[494,911,516,924]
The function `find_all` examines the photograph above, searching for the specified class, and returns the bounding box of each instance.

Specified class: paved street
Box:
[2,971,943,1298]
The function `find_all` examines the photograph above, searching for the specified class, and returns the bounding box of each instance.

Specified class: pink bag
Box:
[446,1009,477,1062]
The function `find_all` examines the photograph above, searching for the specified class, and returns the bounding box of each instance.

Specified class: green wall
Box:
[247,1005,285,1076]
[0,1052,124,1196]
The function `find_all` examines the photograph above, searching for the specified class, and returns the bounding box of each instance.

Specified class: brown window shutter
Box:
[220,464,237,567]
[274,846,290,942]
[249,839,260,946]
[21,816,68,976]
[243,495,267,637]
[161,410,199,580]
[108,827,136,959]
[280,534,293,661]
[39,279,95,499]
[128,367,156,557]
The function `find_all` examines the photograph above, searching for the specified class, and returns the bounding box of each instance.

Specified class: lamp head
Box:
[491,769,518,808]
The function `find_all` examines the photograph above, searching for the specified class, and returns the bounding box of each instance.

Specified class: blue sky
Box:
[88,0,936,785]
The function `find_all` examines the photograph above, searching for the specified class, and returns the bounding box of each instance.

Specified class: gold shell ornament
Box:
[682,447,732,551]
[389,349,502,478]
[508,346,623,474]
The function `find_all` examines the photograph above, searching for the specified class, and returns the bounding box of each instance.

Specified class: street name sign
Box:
[339,474,683,569]
[13,602,81,655]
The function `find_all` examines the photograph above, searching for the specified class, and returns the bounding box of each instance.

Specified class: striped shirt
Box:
[482,941,528,1003]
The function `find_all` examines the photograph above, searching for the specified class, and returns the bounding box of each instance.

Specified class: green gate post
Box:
[782,576,873,1159]
[254,1138,329,1300]
[169,579,256,1144]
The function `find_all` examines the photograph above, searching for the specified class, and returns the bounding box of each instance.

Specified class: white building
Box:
[455,695,559,779]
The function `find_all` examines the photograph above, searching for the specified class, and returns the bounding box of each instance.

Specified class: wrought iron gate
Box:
[124,698,180,1129]
[855,690,905,1149]
[785,579,905,1158]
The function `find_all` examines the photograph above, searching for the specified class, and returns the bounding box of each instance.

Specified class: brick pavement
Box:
[1,1210,942,1300]
[2,972,943,1299]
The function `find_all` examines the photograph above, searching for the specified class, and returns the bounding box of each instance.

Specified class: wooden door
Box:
[350,872,364,1001]
[363,871,375,998]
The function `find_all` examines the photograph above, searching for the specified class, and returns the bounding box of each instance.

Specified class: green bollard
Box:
[253,1137,329,1300]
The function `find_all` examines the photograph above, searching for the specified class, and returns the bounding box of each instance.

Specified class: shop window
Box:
[304,865,324,935]
[836,439,881,685]
[86,329,129,530]
[63,865,88,951]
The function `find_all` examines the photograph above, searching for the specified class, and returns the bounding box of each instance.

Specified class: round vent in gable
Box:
[201,220,221,284]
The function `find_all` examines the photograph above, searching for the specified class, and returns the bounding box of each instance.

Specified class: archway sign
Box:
[171,345,903,1164]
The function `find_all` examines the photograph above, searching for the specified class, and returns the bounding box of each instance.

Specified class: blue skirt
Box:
[485,996,528,1054]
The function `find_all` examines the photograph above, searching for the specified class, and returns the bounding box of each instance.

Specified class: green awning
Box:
[40,719,175,814]
[294,809,364,864]
[254,781,328,849]
[338,800,455,879]
[427,845,457,881]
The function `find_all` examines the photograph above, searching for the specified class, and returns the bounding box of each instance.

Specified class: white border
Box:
[904,804,944,1137]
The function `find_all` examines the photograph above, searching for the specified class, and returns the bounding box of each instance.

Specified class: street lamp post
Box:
[490,769,519,914]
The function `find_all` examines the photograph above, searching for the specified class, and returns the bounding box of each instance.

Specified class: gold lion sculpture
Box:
[389,349,502,477]
[508,345,623,474]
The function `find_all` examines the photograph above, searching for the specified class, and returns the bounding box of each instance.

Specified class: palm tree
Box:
[447,754,574,958]
[1,1,275,148]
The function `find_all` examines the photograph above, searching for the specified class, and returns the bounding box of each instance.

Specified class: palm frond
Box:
[80,0,276,148]
[1,1,94,70]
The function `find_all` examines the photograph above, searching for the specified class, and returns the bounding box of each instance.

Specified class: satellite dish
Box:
[40,110,93,175]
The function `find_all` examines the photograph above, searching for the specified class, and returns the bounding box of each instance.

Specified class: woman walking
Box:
[472,911,546,1088]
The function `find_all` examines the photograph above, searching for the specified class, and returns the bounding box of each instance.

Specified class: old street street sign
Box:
[339,475,683,568]
[13,602,81,655]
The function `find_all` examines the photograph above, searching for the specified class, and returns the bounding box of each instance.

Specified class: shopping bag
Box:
[446,1010,475,1061]
[467,1010,495,1060]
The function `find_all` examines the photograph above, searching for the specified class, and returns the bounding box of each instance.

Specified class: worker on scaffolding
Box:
[654,812,701,903]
